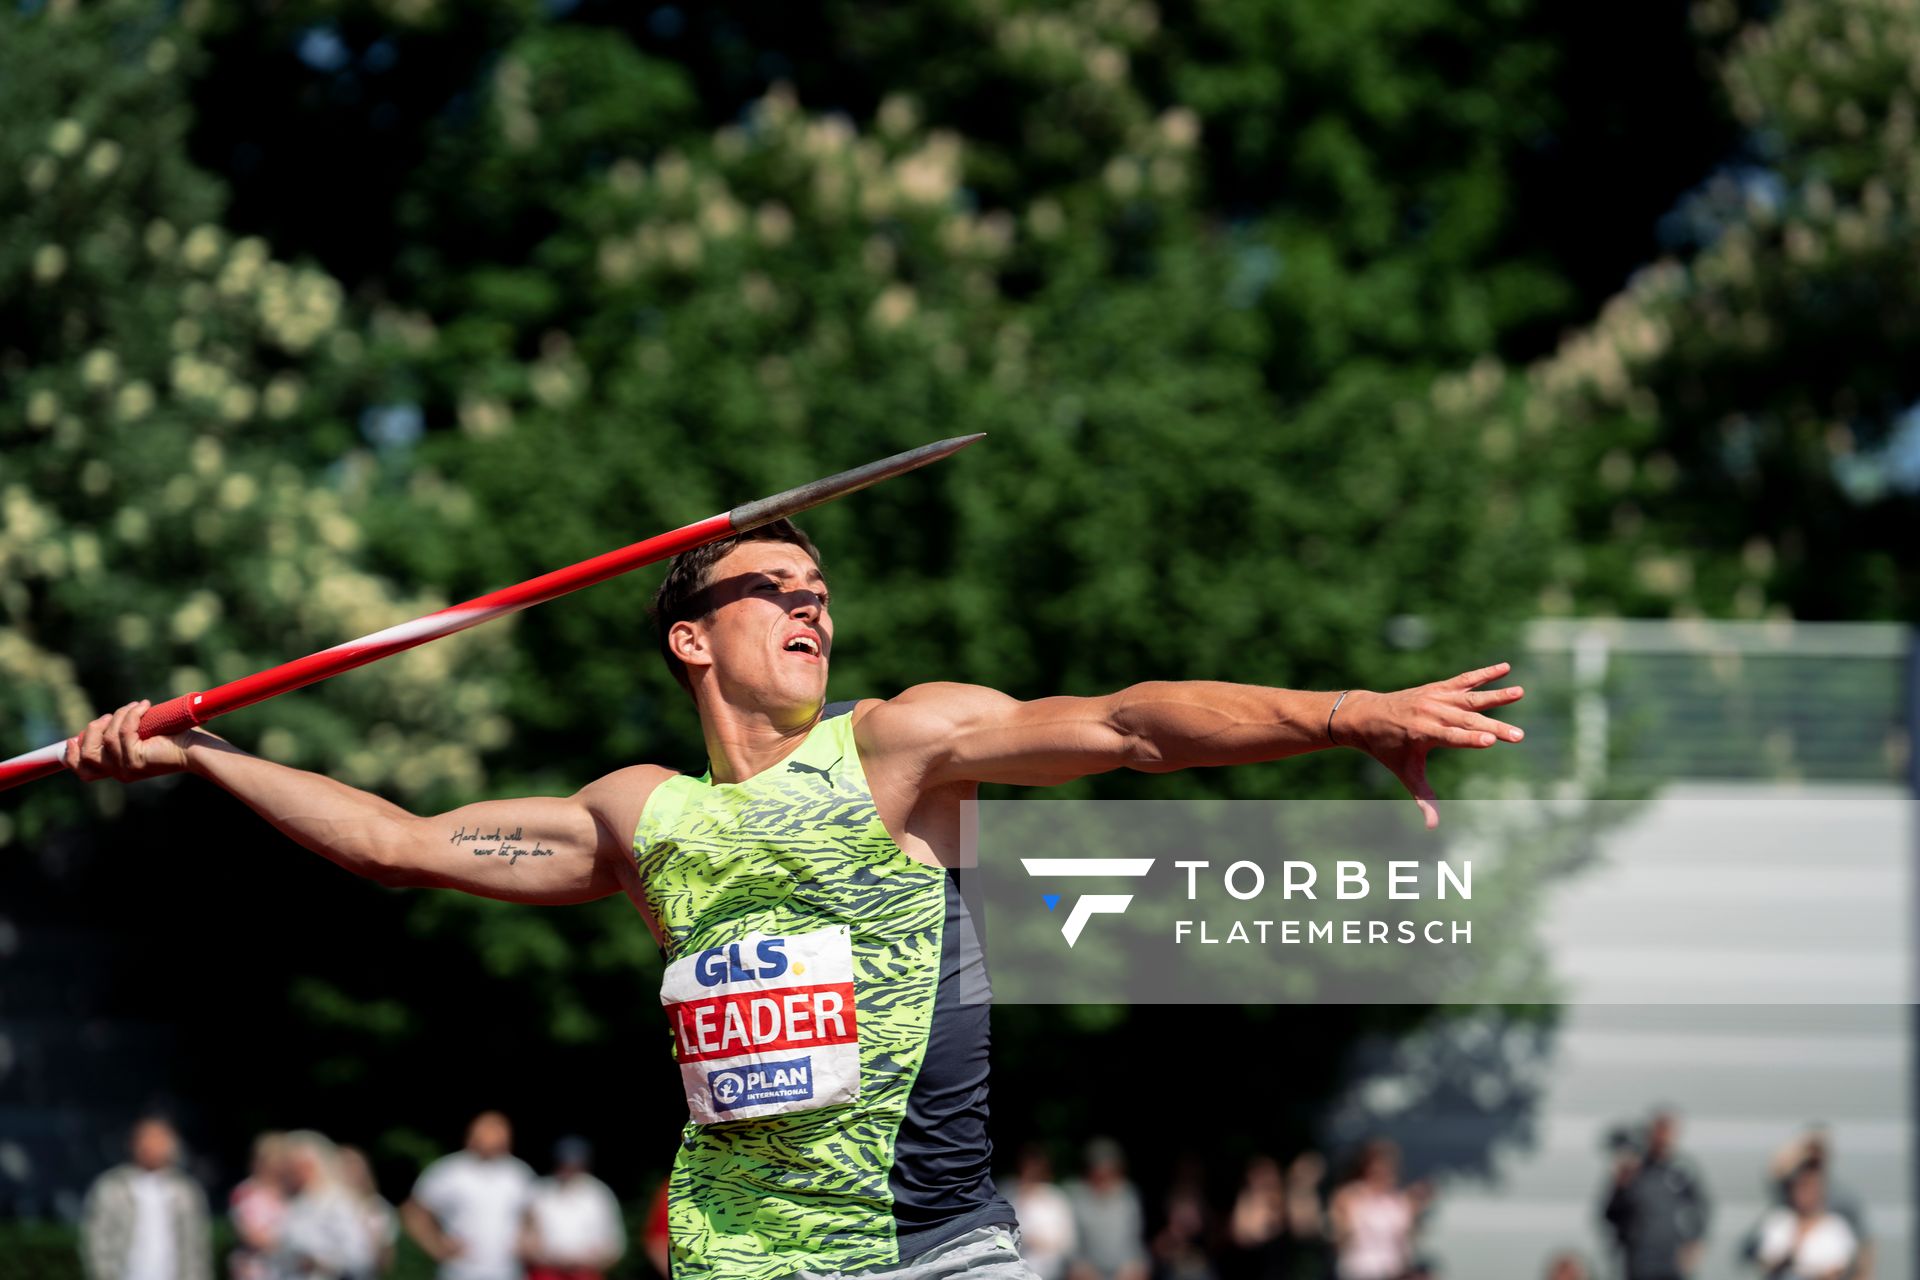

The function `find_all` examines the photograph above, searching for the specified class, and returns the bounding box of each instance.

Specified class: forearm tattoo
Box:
[448,823,556,867]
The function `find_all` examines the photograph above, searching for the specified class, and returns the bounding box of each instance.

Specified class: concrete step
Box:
[1378,787,1914,1280]
[1425,1194,1911,1280]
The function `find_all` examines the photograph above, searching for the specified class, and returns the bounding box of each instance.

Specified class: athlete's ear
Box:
[669,618,713,675]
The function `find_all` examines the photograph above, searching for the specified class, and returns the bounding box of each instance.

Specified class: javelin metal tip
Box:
[875,432,986,466]
[729,434,988,531]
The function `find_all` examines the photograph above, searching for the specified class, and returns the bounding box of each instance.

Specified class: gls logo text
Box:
[1021,858,1155,946]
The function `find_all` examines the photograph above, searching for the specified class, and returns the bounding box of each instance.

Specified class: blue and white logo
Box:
[692,938,790,987]
[1021,858,1156,947]
[708,1056,816,1112]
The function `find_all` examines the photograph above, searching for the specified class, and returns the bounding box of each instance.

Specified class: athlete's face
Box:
[677,541,832,720]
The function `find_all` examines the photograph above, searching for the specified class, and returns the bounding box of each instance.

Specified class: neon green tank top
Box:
[634,710,950,1278]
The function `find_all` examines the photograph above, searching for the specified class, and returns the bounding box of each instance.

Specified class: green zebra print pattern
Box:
[634,712,948,1278]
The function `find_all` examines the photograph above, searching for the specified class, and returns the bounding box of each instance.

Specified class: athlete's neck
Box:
[696,697,823,784]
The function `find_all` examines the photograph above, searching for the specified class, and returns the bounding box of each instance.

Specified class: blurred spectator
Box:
[1010,1144,1077,1280]
[1748,1163,1857,1280]
[267,1131,376,1280]
[1767,1127,1872,1280]
[1287,1154,1329,1271]
[1230,1153,1325,1280]
[80,1116,213,1280]
[401,1111,535,1280]
[336,1145,398,1279]
[1543,1252,1591,1280]
[520,1136,625,1280]
[1230,1155,1287,1277]
[640,1180,670,1278]
[1065,1137,1149,1280]
[1602,1110,1710,1280]
[229,1134,288,1280]
[1329,1139,1430,1280]
[1151,1160,1218,1280]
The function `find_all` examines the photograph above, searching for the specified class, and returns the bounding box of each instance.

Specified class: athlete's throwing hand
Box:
[64,701,201,783]
[1333,662,1525,829]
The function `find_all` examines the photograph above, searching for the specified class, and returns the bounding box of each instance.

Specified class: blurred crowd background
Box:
[4,0,1918,1275]
[48,1106,1888,1280]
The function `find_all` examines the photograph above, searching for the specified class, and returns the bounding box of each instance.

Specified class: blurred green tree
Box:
[249,0,1569,1185]
[1436,0,1920,622]
[1,0,1780,1211]
[0,0,513,854]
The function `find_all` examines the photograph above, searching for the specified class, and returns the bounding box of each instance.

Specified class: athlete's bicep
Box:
[395,766,667,905]
[393,794,615,904]
[862,683,1138,788]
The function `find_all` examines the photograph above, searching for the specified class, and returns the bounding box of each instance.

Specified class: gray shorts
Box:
[783,1225,1040,1280]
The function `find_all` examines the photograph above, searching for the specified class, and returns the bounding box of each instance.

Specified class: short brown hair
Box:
[650,519,823,696]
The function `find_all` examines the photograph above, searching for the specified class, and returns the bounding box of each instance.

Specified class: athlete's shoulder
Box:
[856,682,1018,721]
[575,761,677,802]
[851,683,1019,759]
[574,763,677,850]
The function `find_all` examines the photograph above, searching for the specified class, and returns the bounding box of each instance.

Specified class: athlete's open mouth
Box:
[782,632,822,660]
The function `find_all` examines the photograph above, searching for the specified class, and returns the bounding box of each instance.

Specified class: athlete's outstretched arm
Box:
[63,700,664,903]
[859,665,1524,827]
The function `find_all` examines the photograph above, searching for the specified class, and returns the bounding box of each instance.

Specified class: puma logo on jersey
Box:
[787,755,842,787]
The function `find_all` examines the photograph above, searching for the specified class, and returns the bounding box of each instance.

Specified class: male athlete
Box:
[68,519,1525,1279]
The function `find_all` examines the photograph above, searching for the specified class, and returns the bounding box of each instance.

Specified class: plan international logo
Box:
[1021,858,1156,946]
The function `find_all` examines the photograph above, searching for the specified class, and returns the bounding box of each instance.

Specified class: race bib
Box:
[660,926,861,1124]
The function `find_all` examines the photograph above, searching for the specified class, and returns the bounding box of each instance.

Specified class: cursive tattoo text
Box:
[449,824,556,867]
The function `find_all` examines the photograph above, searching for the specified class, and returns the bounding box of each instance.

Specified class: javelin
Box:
[1,434,985,793]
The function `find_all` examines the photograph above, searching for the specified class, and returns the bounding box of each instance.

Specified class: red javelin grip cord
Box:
[0,434,984,793]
